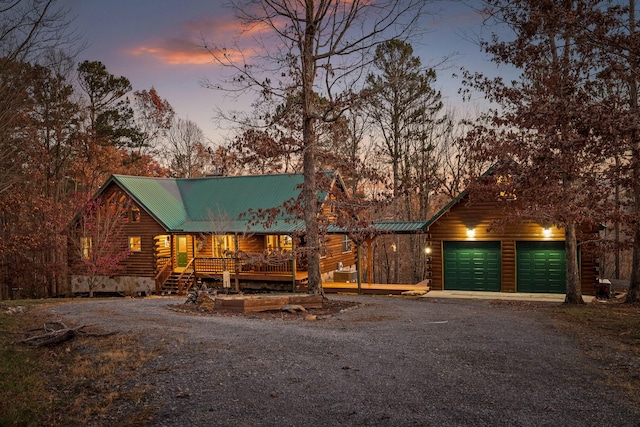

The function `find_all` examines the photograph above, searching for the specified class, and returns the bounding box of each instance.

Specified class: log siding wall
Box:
[68,183,168,279]
[320,235,356,274]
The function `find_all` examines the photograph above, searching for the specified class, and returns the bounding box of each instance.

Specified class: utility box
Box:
[223,271,231,288]
[333,270,357,283]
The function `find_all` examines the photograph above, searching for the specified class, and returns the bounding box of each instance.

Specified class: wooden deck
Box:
[323,281,430,295]
[198,271,309,284]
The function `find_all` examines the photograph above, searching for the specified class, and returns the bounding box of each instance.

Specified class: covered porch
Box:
[153,231,310,294]
[155,254,308,295]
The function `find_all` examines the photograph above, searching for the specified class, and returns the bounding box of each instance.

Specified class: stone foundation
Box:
[71,275,154,296]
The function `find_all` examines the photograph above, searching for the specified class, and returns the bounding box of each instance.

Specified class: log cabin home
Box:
[422,185,599,296]
[68,172,357,295]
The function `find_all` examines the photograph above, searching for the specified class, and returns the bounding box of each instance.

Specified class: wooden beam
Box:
[366,239,373,285]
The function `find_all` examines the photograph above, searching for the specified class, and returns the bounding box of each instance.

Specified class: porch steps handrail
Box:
[154,259,172,294]
[177,258,196,295]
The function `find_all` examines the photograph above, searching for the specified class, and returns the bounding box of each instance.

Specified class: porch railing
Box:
[194,257,293,274]
[194,257,238,273]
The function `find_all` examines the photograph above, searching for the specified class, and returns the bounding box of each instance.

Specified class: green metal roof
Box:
[110,175,187,230]
[106,173,334,234]
[326,221,428,234]
[371,221,428,233]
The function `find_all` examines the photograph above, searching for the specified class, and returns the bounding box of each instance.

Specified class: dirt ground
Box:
[34,295,640,426]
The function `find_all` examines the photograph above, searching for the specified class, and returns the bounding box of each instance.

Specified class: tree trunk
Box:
[564,221,584,304]
[301,5,322,295]
[303,127,321,294]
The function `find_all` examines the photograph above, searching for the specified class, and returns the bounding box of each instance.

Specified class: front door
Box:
[177,236,188,268]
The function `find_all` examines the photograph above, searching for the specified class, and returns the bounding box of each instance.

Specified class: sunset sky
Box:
[59,0,504,144]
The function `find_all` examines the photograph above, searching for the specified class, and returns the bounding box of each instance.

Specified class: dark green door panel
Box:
[517,241,566,293]
[443,241,501,291]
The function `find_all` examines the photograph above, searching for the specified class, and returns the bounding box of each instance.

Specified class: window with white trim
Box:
[341,235,352,253]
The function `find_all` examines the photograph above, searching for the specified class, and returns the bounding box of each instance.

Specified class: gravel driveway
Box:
[44,295,640,426]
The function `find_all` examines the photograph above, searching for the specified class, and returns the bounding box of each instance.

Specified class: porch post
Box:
[291,235,297,292]
[356,242,361,295]
[366,238,373,285]
[234,233,240,293]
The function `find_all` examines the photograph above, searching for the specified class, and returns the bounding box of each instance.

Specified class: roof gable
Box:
[110,175,187,230]
[424,163,500,229]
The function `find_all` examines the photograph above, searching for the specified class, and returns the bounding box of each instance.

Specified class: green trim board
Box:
[443,241,501,291]
[516,241,566,293]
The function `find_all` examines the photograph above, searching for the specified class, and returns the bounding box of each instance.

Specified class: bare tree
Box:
[165,117,213,178]
[203,0,429,294]
[0,0,78,63]
[131,87,175,158]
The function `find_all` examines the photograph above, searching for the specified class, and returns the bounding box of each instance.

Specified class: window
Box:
[213,235,236,257]
[81,237,92,259]
[341,235,352,253]
[130,207,140,222]
[281,235,293,250]
[265,235,293,251]
[129,236,142,252]
[497,175,517,201]
[195,236,206,255]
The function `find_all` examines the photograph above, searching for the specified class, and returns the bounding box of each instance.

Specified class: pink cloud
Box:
[127,16,267,66]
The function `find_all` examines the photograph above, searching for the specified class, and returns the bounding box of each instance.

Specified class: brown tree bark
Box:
[301,4,322,295]
[564,222,584,304]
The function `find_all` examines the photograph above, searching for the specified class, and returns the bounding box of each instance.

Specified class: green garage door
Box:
[517,241,566,293]
[443,241,501,291]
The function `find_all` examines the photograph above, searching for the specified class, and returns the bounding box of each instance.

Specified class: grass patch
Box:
[0,300,158,426]
[553,301,640,351]
[0,300,56,426]
[552,300,640,403]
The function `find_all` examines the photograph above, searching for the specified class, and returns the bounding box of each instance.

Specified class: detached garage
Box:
[424,188,598,295]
